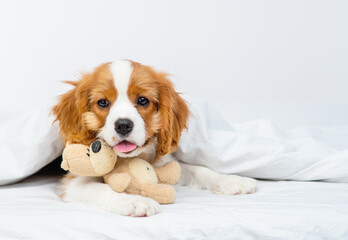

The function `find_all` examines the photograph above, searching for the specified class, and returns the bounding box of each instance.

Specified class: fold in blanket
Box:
[1,97,348,185]
[176,97,348,183]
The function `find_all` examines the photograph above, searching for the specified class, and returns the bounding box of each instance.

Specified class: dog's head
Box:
[52,60,189,159]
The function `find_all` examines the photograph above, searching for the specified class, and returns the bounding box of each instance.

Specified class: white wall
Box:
[0,0,347,127]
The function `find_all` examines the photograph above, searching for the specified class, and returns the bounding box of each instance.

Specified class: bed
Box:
[1,1,347,238]
[1,171,347,240]
[1,99,348,239]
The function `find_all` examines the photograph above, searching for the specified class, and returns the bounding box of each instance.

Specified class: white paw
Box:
[61,176,160,217]
[104,192,161,217]
[209,175,257,195]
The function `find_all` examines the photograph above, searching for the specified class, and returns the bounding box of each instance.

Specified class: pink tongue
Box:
[114,141,137,153]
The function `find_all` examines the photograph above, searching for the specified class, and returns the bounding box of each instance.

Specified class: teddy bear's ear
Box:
[156,73,190,157]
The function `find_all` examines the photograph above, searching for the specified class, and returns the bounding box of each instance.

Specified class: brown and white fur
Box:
[52,60,257,217]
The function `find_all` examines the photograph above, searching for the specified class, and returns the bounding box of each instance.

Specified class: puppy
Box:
[52,60,256,217]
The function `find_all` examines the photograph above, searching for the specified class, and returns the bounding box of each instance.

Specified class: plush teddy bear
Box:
[62,140,117,176]
[61,140,181,204]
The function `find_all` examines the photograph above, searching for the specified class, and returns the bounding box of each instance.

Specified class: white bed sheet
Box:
[1,175,347,240]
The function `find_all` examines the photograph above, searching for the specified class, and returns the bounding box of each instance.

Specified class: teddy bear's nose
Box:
[91,140,102,153]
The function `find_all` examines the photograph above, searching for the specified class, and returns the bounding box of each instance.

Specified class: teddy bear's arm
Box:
[154,161,181,185]
[140,183,176,204]
[104,172,131,193]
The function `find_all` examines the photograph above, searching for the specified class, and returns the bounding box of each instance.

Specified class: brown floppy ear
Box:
[156,73,190,157]
[52,75,94,145]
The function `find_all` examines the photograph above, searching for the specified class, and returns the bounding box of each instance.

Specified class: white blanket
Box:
[0,107,63,185]
[1,175,347,240]
[1,97,348,185]
[176,97,348,182]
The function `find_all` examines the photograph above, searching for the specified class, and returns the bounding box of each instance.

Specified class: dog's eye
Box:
[137,97,149,107]
[97,99,109,108]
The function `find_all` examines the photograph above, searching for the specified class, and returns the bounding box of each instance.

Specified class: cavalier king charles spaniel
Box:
[52,60,256,217]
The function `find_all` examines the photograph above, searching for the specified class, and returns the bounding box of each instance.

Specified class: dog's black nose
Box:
[115,119,134,136]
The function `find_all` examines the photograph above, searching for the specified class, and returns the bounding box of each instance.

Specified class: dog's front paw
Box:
[104,191,161,217]
[126,196,160,217]
[209,175,257,195]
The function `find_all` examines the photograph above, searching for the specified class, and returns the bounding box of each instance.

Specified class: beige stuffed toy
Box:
[62,140,117,176]
[61,140,181,204]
